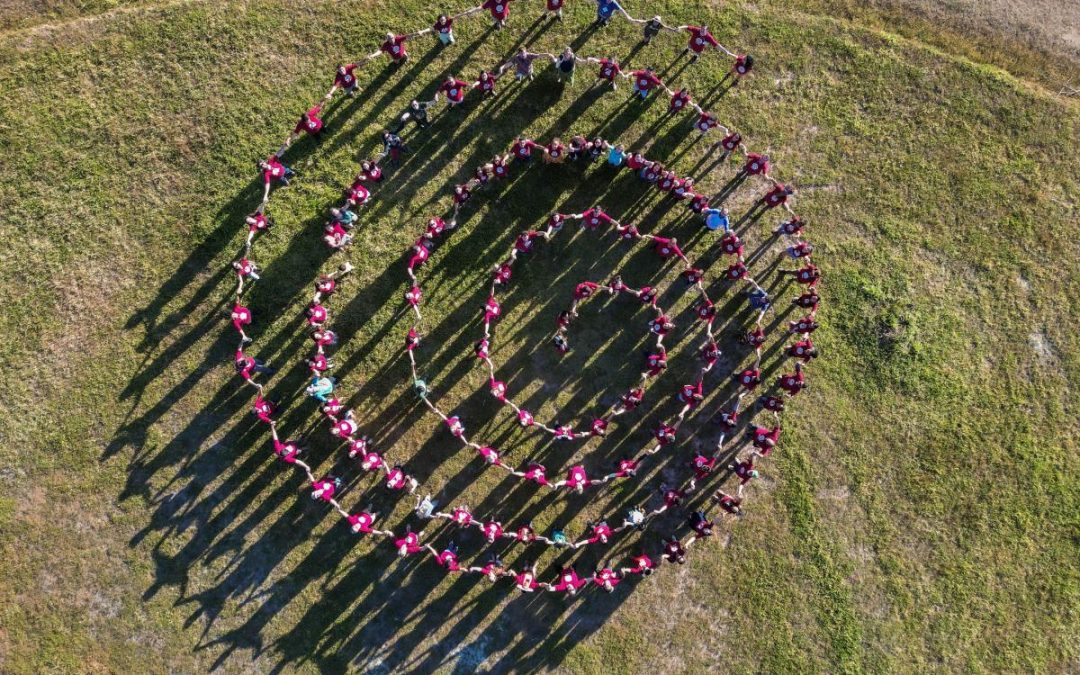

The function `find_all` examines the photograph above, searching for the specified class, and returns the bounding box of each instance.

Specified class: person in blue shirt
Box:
[606,143,626,166]
[305,376,337,403]
[594,0,629,26]
[703,206,730,232]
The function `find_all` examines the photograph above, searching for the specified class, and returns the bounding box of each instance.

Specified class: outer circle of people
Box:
[229,1,820,596]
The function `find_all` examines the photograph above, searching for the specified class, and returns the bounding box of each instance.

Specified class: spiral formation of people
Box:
[10,0,1080,670]
[229,0,819,607]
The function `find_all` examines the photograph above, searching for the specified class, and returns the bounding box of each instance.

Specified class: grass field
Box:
[0,0,1078,672]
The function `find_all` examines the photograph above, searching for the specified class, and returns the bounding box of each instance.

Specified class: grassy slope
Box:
[0,0,1078,672]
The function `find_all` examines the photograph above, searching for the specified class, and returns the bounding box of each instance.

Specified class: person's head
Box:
[445,74,454,83]
[409,98,420,109]
[437,13,448,24]
[563,46,573,57]
[337,64,347,75]
[518,47,527,56]
[651,15,661,22]
[385,32,395,41]
[360,160,371,170]
[701,24,709,33]
[743,54,755,68]
[382,130,391,139]
[480,70,490,81]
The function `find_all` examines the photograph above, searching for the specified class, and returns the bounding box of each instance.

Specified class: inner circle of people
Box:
[230,0,820,597]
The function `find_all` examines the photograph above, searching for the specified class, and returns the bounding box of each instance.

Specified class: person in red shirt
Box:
[332,63,359,96]
[615,387,645,414]
[776,216,806,236]
[258,157,293,202]
[515,562,543,592]
[644,348,667,377]
[669,88,692,114]
[378,33,410,62]
[653,235,683,259]
[590,57,622,89]
[622,552,655,576]
[560,465,590,493]
[347,510,382,535]
[613,456,638,478]
[394,527,424,556]
[544,137,566,164]
[743,325,766,348]
[434,542,462,572]
[631,67,662,100]
[439,75,471,108]
[593,566,621,592]
[780,263,821,286]
[735,367,761,390]
[686,511,715,545]
[729,457,759,494]
[761,182,794,211]
[700,339,721,371]
[252,394,276,424]
[678,381,705,412]
[294,104,324,140]
[749,425,781,456]
[786,240,814,261]
[741,152,770,177]
[270,427,304,466]
[550,567,587,596]
[433,13,455,46]
[310,476,340,503]
[231,303,252,342]
[474,69,500,97]
[714,491,744,516]
[653,422,677,449]
[730,54,754,82]
[511,135,538,162]
[543,0,564,20]
[694,110,719,135]
[680,24,729,63]
[778,363,807,396]
[788,338,818,362]
[345,180,369,207]
[470,554,508,581]
[663,536,686,564]
[713,130,743,161]
[720,232,744,258]
[788,314,819,335]
[477,0,512,29]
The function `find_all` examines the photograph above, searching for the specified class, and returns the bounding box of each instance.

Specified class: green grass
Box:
[0,0,1078,672]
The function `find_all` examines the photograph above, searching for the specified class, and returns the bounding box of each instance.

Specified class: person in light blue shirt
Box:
[305,376,336,403]
[329,206,357,228]
[703,207,730,232]
[607,143,626,166]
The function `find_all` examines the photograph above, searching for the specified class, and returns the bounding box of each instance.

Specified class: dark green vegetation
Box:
[0,0,1077,672]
